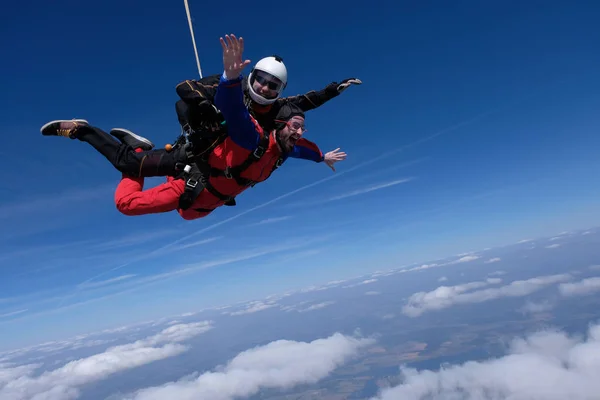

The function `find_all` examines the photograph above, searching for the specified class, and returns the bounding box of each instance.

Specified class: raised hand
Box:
[219,34,251,80]
[337,78,362,93]
[324,148,347,172]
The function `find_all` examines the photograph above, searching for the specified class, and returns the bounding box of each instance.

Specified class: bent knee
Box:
[115,201,136,216]
[115,197,142,216]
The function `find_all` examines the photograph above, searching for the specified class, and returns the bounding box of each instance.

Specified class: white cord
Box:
[184,0,203,79]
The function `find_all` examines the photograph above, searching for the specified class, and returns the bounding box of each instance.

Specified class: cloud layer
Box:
[371,321,600,400]
[120,333,374,400]
[402,274,571,317]
[0,322,213,400]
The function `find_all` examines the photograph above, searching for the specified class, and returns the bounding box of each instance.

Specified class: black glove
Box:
[197,100,220,120]
[192,100,223,132]
[336,78,362,93]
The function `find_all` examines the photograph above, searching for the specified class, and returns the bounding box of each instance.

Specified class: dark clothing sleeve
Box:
[175,74,221,105]
[281,82,341,112]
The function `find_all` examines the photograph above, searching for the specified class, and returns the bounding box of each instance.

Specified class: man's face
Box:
[251,70,284,100]
[277,116,306,152]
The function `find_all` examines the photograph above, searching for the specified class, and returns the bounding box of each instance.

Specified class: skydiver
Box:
[39,37,360,208]
[40,34,347,220]
[174,55,362,162]
[125,54,361,183]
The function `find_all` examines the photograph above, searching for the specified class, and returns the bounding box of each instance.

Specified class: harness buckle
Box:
[253,146,265,158]
[224,167,233,179]
[186,178,198,189]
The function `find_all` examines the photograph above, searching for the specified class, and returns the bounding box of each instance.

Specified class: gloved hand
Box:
[195,100,223,132]
[336,78,362,93]
[197,100,220,120]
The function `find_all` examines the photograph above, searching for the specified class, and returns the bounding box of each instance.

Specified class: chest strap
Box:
[209,134,285,187]
[177,134,286,210]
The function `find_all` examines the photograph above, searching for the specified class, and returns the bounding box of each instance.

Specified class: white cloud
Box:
[402,278,501,317]
[227,301,278,316]
[546,243,561,249]
[371,270,397,278]
[0,363,42,386]
[179,312,196,317]
[403,255,480,274]
[280,301,310,313]
[370,321,600,400]
[402,274,571,317]
[343,279,378,288]
[559,277,600,297]
[485,257,501,263]
[438,277,448,282]
[299,301,336,312]
[0,322,157,360]
[489,270,506,276]
[519,300,554,314]
[365,291,381,296]
[0,321,213,400]
[450,255,480,264]
[119,333,374,400]
[326,279,349,286]
[280,301,336,313]
[410,264,439,272]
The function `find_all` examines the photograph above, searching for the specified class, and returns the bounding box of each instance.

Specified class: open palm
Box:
[220,34,251,79]
[324,148,347,172]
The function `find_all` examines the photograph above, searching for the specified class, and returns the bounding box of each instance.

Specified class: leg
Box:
[77,126,150,175]
[40,120,183,177]
[114,175,182,216]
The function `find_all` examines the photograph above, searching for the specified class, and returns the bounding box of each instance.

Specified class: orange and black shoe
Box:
[40,119,89,139]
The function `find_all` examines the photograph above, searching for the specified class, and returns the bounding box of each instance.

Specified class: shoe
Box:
[110,128,155,151]
[40,119,89,139]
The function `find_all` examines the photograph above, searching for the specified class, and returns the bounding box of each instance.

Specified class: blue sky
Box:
[1,0,600,350]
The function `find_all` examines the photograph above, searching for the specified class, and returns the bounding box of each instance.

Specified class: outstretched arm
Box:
[288,139,347,172]
[288,138,324,162]
[283,78,362,112]
[213,34,259,151]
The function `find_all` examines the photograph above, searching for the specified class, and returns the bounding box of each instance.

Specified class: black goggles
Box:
[252,72,284,92]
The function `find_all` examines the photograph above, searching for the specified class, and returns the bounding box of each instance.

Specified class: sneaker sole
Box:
[111,128,155,147]
[40,119,89,134]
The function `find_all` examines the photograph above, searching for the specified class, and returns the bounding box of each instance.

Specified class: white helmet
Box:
[247,56,287,105]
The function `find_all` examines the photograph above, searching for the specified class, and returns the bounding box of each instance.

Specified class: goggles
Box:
[275,119,306,133]
[251,71,284,99]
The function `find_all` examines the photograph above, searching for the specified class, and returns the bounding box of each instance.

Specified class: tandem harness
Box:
[177,133,285,211]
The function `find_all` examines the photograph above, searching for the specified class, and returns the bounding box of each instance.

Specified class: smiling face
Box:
[276,116,306,152]
[250,70,284,101]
